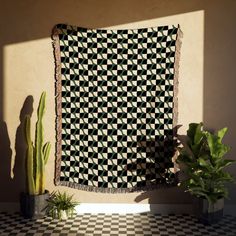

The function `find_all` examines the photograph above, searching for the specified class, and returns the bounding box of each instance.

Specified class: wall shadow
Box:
[0,96,33,202]
[126,129,179,191]
[0,121,13,200]
[133,126,193,210]
[13,96,34,192]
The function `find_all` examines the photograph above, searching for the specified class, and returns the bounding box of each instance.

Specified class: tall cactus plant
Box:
[25,92,51,195]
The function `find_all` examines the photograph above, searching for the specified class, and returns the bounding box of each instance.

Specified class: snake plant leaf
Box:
[43,142,51,165]
[24,92,51,195]
[37,92,46,121]
[35,92,46,194]
[25,115,35,195]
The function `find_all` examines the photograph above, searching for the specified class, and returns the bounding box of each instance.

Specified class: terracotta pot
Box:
[20,190,49,219]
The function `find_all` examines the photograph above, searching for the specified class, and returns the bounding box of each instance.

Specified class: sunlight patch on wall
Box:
[106,10,205,134]
[3,38,54,177]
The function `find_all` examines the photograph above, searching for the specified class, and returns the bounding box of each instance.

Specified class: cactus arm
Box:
[35,92,46,195]
[39,153,45,195]
[43,142,51,165]
[25,115,35,195]
[24,92,50,196]
[40,141,51,194]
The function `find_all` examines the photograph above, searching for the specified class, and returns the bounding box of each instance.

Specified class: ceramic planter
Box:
[20,190,49,219]
[58,210,68,220]
[55,209,75,220]
[194,197,224,224]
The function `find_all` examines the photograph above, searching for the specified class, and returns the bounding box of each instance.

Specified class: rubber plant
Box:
[177,123,235,223]
[25,91,51,195]
[178,123,235,203]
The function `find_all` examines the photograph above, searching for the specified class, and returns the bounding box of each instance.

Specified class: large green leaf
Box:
[186,123,206,158]
[193,122,204,145]
[25,116,35,195]
[217,127,228,142]
[187,123,201,144]
[205,131,230,159]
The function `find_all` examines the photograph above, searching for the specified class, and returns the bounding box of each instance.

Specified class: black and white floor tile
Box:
[0,212,235,236]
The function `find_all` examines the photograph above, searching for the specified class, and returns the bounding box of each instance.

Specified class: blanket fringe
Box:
[173,26,183,131]
[58,180,178,193]
[172,26,183,174]
[52,25,63,186]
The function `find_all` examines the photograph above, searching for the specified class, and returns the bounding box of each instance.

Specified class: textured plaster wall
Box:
[0,0,235,205]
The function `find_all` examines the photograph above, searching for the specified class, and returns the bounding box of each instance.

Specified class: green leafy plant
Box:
[46,191,79,219]
[177,122,235,204]
[25,92,51,195]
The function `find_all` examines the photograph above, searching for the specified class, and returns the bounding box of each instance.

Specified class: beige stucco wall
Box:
[0,0,235,205]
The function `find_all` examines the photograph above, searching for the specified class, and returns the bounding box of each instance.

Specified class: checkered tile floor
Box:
[0,212,235,236]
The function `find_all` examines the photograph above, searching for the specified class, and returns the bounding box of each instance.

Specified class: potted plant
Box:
[177,122,235,224]
[20,92,51,219]
[46,191,79,220]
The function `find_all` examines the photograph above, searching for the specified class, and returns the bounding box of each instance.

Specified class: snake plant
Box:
[25,92,51,195]
[177,123,235,204]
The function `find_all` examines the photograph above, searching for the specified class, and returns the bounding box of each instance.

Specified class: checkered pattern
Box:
[54,24,180,191]
[0,212,236,236]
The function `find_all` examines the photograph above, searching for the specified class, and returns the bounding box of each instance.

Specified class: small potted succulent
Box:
[20,92,51,219]
[46,191,79,220]
[177,123,235,224]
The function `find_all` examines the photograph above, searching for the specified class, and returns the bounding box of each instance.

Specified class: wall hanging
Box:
[52,24,182,193]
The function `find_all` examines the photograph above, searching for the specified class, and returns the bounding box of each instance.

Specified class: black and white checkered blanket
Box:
[53,24,182,192]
